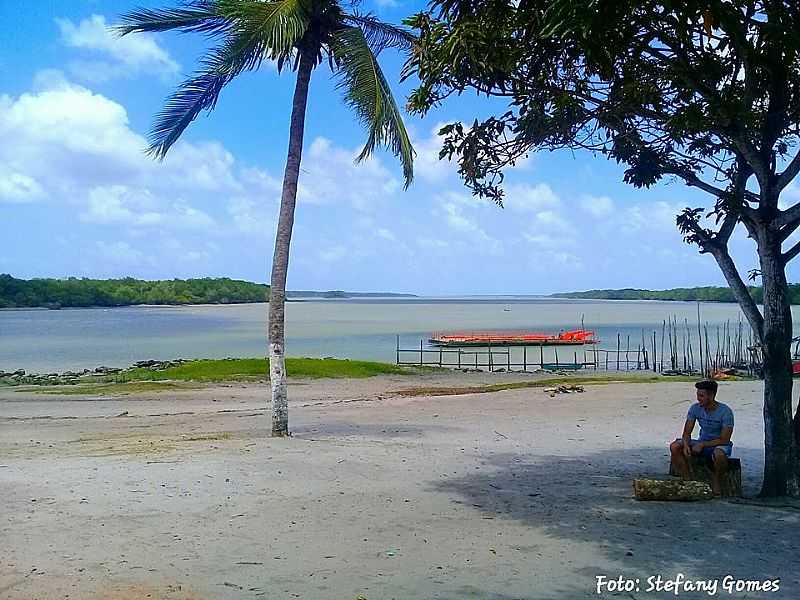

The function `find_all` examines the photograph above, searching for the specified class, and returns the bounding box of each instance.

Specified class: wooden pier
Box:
[396,312,764,376]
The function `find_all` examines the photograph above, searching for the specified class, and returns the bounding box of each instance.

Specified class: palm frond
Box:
[116,1,229,37]
[331,26,415,187]
[216,0,311,65]
[148,69,229,158]
[343,12,416,54]
[144,0,313,158]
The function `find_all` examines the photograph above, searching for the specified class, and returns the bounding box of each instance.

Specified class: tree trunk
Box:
[757,232,799,496]
[633,478,712,501]
[268,48,315,437]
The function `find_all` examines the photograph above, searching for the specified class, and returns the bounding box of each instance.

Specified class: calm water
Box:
[0,297,793,372]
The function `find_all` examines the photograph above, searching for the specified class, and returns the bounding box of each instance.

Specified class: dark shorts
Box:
[674,439,732,458]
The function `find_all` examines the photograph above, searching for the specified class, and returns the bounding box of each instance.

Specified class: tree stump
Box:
[633,478,712,501]
[669,456,742,497]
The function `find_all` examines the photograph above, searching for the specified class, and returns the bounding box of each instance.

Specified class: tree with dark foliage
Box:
[405,0,800,496]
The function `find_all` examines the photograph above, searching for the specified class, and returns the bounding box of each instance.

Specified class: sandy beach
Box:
[2,373,799,599]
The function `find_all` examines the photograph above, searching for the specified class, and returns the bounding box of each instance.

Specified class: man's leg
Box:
[711,448,729,496]
[670,439,691,479]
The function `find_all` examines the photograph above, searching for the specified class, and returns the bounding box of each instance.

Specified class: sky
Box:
[2,0,799,295]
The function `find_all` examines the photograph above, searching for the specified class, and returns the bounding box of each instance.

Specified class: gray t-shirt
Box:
[687,401,734,444]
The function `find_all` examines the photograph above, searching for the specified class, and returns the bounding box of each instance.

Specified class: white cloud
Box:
[412,123,457,183]
[504,183,560,213]
[81,185,215,229]
[0,74,272,237]
[57,15,179,81]
[622,201,681,232]
[436,200,502,254]
[298,137,400,211]
[0,169,45,203]
[534,209,571,231]
[376,228,396,241]
[580,194,615,217]
[228,197,276,234]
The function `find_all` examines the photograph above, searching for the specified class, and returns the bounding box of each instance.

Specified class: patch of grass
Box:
[394,373,698,397]
[111,357,409,383]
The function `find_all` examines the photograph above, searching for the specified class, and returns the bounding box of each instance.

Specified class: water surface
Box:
[0,297,783,372]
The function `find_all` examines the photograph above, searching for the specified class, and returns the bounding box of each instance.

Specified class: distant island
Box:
[553,285,800,304]
[0,275,415,309]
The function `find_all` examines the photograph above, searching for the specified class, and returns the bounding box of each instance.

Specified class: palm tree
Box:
[117,0,414,437]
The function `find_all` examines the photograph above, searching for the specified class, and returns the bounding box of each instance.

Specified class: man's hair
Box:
[695,379,718,394]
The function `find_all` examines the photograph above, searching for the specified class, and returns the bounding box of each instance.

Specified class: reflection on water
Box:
[0,297,789,372]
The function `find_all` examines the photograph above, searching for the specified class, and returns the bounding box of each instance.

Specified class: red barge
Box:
[429,329,598,347]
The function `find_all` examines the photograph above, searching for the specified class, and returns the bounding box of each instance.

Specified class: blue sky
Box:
[2,0,797,295]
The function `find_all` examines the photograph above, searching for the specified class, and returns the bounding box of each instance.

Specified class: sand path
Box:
[1,374,798,599]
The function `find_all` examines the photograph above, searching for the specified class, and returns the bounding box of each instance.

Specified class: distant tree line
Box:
[555,286,800,304]
[0,275,269,308]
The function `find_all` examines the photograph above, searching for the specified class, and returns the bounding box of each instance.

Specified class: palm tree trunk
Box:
[269,48,315,437]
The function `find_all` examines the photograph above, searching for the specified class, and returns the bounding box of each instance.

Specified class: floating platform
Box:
[428,329,598,347]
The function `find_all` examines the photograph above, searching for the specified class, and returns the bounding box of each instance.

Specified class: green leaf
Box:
[343,12,416,54]
[129,0,312,157]
[331,26,415,187]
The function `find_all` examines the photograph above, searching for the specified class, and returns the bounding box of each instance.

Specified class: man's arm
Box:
[682,418,695,456]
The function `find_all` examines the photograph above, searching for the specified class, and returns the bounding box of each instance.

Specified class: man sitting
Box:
[669,379,734,496]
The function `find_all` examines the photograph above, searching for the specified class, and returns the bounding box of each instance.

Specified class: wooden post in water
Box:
[458,348,462,369]
[697,302,703,377]
[626,335,630,371]
[507,348,511,371]
[616,334,621,370]
[574,351,578,369]
[523,346,527,372]
[420,339,423,367]
[652,331,657,372]
[681,322,687,370]
[488,343,493,372]
[439,345,443,368]
[396,335,400,365]
[555,345,560,367]
[641,330,648,370]
[540,345,544,369]
[666,318,671,369]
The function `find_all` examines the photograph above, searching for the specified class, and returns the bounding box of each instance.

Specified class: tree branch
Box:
[708,247,764,341]
[779,221,800,242]
[783,238,800,264]
[682,217,764,339]
[675,170,759,204]
[775,152,800,191]
[717,211,738,244]
[674,171,729,198]
[773,202,800,229]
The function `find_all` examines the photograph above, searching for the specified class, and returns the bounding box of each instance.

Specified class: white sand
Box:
[1,374,798,599]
